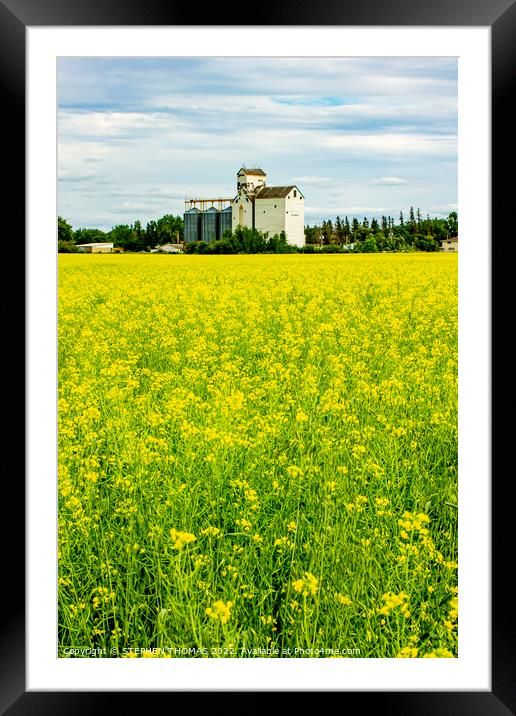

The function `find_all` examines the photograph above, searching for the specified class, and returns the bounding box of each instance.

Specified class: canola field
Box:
[58,253,458,658]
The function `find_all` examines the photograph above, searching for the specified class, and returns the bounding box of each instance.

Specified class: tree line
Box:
[58,207,458,254]
[57,214,184,253]
[304,209,458,253]
[185,227,296,254]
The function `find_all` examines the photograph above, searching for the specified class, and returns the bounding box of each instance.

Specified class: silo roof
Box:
[254,186,298,199]
[238,167,266,176]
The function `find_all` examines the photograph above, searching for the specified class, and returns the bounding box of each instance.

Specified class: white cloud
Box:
[371,177,406,185]
[58,171,97,183]
[292,176,333,186]
[57,57,457,230]
[323,133,457,156]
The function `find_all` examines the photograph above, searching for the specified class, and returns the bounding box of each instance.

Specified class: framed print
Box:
[4,0,512,711]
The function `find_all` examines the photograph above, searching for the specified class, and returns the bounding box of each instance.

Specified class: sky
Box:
[57,57,458,231]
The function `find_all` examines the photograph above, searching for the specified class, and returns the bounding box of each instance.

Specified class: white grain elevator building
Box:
[183,167,305,247]
[232,168,305,247]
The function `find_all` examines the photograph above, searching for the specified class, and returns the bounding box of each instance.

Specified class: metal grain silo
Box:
[201,206,218,244]
[184,207,201,244]
[219,205,232,238]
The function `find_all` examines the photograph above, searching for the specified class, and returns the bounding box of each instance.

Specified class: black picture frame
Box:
[6,0,512,712]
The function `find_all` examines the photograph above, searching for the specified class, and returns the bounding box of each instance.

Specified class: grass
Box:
[58,253,458,658]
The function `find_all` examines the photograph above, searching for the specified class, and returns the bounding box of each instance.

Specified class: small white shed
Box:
[76,242,114,254]
[158,244,184,253]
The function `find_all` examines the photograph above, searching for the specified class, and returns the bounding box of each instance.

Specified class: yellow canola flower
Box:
[397,646,419,658]
[423,648,455,658]
[245,488,259,503]
[292,572,318,597]
[346,495,369,513]
[236,518,252,531]
[449,596,458,620]
[398,512,430,533]
[200,526,221,537]
[352,444,367,458]
[274,535,294,549]
[170,528,196,550]
[206,599,234,624]
[378,591,411,618]
[336,593,352,606]
[375,497,390,507]
[286,465,303,478]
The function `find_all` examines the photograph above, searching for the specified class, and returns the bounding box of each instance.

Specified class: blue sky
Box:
[58,57,457,231]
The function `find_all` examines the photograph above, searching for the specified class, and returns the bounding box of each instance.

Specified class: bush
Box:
[414,234,439,252]
[210,239,234,254]
[58,240,78,253]
[354,237,378,253]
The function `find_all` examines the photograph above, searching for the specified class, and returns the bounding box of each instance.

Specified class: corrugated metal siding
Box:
[219,206,232,237]
[201,207,218,243]
[184,208,201,244]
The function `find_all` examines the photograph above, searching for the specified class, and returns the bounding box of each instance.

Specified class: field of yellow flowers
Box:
[58,253,458,658]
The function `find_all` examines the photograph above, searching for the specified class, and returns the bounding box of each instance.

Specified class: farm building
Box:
[184,168,305,247]
[440,237,458,252]
[76,242,114,253]
[158,243,184,253]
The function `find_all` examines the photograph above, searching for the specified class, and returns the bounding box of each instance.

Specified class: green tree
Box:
[343,216,351,244]
[408,206,417,235]
[304,224,317,245]
[313,226,323,247]
[239,227,267,253]
[267,231,290,253]
[381,216,388,234]
[361,236,378,253]
[144,220,158,249]
[156,214,184,244]
[321,219,334,245]
[335,216,345,245]
[58,216,74,243]
[58,240,78,253]
[133,220,146,248]
[414,234,439,252]
[446,211,458,236]
[74,227,109,244]
[196,241,210,254]
[109,224,143,252]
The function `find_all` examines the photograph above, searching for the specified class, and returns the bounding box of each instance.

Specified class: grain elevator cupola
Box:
[236,167,267,193]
